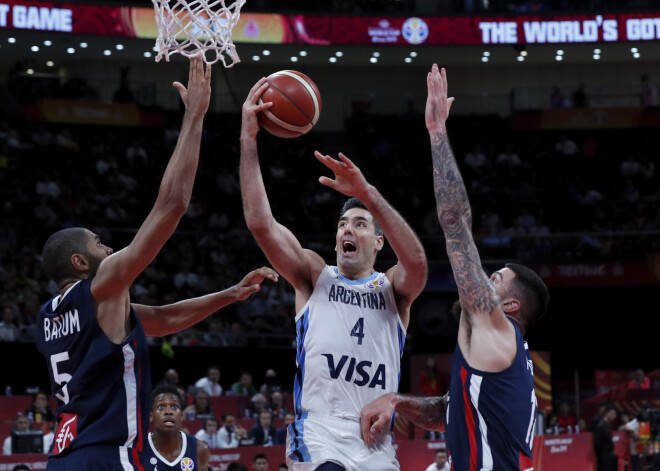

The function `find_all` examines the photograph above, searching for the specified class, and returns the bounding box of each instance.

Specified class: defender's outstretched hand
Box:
[425,64,455,134]
[173,54,212,117]
[241,77,273,138]
[314,151,371,200]
[234,267,279,301]
[360,392,397,447]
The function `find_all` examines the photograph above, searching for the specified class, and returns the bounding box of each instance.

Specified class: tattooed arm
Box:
[425,65,502,321]
[360,392,447,445]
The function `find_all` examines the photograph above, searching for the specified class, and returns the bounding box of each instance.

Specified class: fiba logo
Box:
[402,17,429,45]
[180,457,194,471]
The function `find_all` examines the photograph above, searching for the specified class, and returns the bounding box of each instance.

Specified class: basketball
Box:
[258,70,322,139]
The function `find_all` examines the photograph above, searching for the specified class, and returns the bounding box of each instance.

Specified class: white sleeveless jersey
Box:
[293,265,405,421]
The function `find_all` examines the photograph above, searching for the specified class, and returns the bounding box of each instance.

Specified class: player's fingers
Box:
[318,176,338,190]
[361,417,373,446]
[448,97,455,112]
[337,152,354,168]
[204,60,212,83]
[172,82,186,97]
[249,78,268,98]
[255,101,273,112]
[370,414,388,435]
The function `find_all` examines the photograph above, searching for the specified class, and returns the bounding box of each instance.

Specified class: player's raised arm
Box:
[134,267,278,337]
[426,65,505,328]
[240,78,324,294]
[92,56,211,302]
[314,151,427,326]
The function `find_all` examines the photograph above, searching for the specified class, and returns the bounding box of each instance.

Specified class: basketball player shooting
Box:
[360,64,550,471]
[142,385,210,471]
[240,78,428,470]
[36,56,278,470]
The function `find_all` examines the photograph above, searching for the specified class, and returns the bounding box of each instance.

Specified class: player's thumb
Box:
[370,414,388,434]
[318,176,335,188]
[172,82,186,96]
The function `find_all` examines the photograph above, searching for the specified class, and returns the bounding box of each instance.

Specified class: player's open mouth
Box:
[342,241,356,253]
[164,420,175,426]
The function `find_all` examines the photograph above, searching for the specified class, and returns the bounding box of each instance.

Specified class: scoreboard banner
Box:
[1,0,660,45]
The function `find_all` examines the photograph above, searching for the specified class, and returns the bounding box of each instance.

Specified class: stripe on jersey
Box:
[122,343,138,448]
[289,412,311,462]
[460,367,478,471]
[132,447,145,471]
[294,308,310,414]
[397,323,405,357]
[119,446,138,471]
[135,338,143,451]
[468,375,493,469]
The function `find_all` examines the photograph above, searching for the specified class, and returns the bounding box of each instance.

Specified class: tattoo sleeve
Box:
[430,131,499,315]
[394,393,446,431]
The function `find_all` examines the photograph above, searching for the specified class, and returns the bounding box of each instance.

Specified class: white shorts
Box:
[286,412,399,471]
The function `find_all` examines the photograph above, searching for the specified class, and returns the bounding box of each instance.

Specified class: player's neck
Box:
[153,430,182,455]
[337,265,375,281]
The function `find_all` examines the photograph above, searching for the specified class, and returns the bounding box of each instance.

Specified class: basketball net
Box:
[152,0,246,67]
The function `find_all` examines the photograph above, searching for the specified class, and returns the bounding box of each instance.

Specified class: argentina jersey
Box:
[446,319,536,471]
[36,278,151,461]
[142,432,199,471]
[293,265,405,421]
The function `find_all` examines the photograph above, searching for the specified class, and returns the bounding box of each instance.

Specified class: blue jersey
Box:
[446,320,536,471]
[36,278,151,462]
[142,432,199,471]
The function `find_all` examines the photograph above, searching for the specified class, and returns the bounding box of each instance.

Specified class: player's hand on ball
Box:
[242,78,273,138]
[235,267,279,301]
[315,151,371,200]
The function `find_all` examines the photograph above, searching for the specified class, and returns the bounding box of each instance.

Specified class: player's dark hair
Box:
[150,384,184,409]
[505,263,550,324]
[42,227,91,285]
[339,197,383,236]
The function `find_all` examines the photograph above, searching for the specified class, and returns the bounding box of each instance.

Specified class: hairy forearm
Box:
[138,287,239,336]
[240,135,275,228]
[394,393,446,431]
[430,130,472,234]
[360,186,427,271]
[158,112,205,208]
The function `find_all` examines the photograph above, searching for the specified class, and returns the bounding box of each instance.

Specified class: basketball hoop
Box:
[151,0,246,67]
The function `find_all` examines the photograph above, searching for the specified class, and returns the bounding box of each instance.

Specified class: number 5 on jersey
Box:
[351,318,365,345]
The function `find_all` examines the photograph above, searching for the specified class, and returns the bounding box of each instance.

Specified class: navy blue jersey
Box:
[446,320,536,471]
[36,278,151,461]
[142,432,199,471]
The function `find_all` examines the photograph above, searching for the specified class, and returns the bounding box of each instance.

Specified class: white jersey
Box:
[293,265,405,421]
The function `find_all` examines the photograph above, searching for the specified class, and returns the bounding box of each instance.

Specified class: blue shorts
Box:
[46,445,143,470]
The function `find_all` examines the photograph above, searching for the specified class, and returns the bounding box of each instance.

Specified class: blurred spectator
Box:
[277,464,288,471]
[231,371,258,396]
[183,390,214,420]
[420,357,443,397]
[195,417,220,448]
[544,412,560,435]
[425,449,450,471]
[248,411,276,446]
[555,134,579,156]
[2,414,30,455]
[556,402,577,433]
[245,393,269,420]
[619,411,640,471]
[593,404,618,471]
[217,413,247,448]
[628,369,650,389]
[24,390,55,424]
[424,429,445,440]
[253,454,269,471]
[590,401,613,432]
[158,369,181,389]
[228,464,248,471]
[550,86,565,108]
[259,368,282,397]
[270,391,288,419]
[274,411,295,445]
[13,465,31,471]
[572,83,588,108]
[195,365,223,397]
[0,306,19,341]
[640,74,658,106]
[495,143,522,169]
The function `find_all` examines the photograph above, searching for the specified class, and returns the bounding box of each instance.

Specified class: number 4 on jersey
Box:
[351,318,365,345]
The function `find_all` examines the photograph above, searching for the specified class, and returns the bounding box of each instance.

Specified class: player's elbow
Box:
[244,212,273,234]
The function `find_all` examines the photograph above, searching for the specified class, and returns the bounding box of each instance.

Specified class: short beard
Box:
[86,254,103,277]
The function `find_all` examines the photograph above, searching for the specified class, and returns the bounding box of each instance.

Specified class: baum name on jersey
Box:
[322,353,387,389]
[44,309,81,342]
[328,285,387,310]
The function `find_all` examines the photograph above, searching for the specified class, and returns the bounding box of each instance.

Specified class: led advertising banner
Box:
[1,0,660,45]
